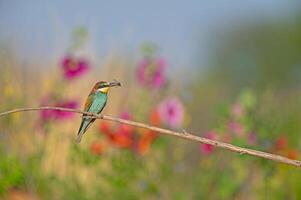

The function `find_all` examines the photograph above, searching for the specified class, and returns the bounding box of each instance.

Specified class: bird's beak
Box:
[108,80,121,87]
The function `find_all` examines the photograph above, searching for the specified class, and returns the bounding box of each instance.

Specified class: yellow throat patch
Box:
[99,87,109,93]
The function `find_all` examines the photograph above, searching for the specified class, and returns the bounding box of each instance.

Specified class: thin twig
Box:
[0,106,301,168]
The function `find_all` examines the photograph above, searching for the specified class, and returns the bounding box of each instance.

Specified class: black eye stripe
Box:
[99,84,109,88]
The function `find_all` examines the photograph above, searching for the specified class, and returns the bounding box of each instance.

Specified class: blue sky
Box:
[0,0,299,69]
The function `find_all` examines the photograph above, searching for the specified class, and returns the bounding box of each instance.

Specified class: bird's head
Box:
[93,80,121,93]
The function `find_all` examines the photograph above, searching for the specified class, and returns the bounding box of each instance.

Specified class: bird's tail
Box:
[76,119,91,143]
[76,133,84,143]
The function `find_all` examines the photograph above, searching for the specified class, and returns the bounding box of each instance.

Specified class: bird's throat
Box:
[99,87,109,93]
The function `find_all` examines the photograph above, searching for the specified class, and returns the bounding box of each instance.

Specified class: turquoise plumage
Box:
[76,81,121,143]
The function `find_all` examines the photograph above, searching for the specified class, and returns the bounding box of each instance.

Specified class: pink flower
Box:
[158,97,184,128]
[120,111,131,120]
[200,131,218,155]
[247,132,257,145]
[61,55,90,80]
[228,121,244,136]
[54,101,79,120]
[231,103,244,118]
[40,97,78,122]
[136,57,166,89]
[118,111,134,135]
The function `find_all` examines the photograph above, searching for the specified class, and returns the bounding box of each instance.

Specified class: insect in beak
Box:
[108,80,121,87]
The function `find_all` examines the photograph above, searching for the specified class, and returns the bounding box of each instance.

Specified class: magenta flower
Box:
[136,57,166,89]
[158,97,184,128]
[61,55,90,80]
[39,95,55,122]
[200,131,218,155]
[120,111,131,120]
[40,97,78,122]
[54,101,79,120]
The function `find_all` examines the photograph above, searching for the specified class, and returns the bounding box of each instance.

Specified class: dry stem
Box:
[0,106,300,168]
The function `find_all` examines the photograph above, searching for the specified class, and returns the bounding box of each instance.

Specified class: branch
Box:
[0,106,301,168]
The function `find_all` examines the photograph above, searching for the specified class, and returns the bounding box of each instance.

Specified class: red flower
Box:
[61,55,90,80]
[110,111,134,148]
[119,111,134,135]
[90,141,104,155]
[111,132,133,148]
[136,132,157,155]
[98,110,158,154]
[99,111,134,149]
[143,109,161,139]
[150,109,161,126]
[275,135,288,151]
[99,121,113,137]
[287,149,298,160]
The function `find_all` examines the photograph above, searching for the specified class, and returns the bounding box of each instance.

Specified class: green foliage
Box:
[70,143,102,166]
[0,146,25,194]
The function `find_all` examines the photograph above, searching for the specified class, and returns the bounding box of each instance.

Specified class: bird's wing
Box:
[83,93,95,113]
[88,94,107,114]
[84,92,107,114]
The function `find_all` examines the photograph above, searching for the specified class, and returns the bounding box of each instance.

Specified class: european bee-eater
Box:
[76,80,121,143]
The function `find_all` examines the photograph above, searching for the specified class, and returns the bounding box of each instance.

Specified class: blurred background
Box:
[1,1,301,199]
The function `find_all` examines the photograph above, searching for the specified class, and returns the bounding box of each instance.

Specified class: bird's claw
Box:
[182,129,189,136]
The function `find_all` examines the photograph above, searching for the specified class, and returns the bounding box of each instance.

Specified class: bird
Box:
[76,80,121,143]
